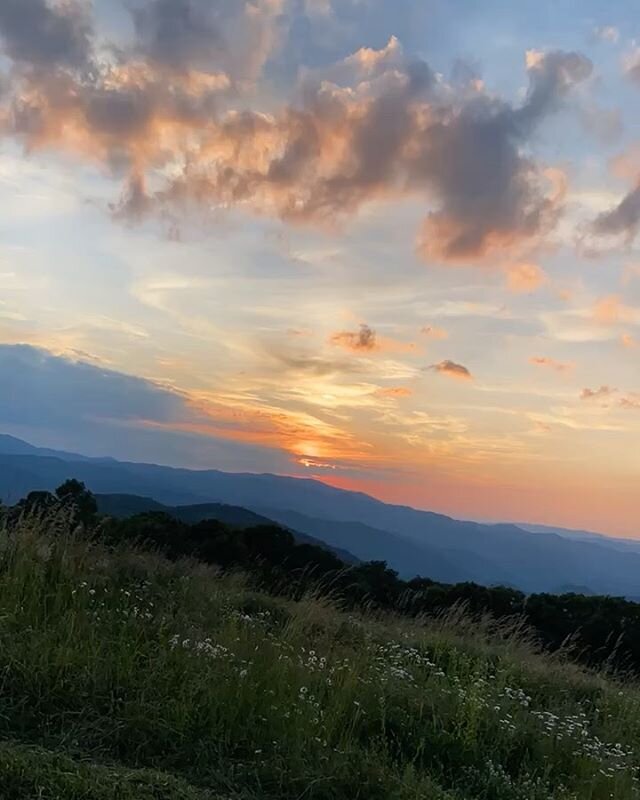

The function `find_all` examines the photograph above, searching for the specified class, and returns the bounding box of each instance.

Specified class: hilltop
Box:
[1,494,640,798]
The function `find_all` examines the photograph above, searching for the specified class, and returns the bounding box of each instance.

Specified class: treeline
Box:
[4,481,640,675]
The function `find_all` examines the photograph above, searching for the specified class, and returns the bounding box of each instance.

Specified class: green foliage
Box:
[1,512,640,798]
[0,742,221,800]
[9,484,640,676]
[56,478,99,526]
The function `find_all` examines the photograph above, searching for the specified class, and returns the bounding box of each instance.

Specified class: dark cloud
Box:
[624,50,640,86]
[0,344,184,427]
[516,50,592,129]
[4,62,228,176]
[415,50,590,262]
[133,0,225,72]
[0,0,92,69]
[0,0,591,265]
[591,185,640,243]
[429,360,473,380]
[132,0,285,79]
[331,325,378,352]
[152,48,590,263]
[0,344,293,472]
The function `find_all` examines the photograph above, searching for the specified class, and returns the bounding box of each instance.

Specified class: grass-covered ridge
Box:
[1,514,640,799]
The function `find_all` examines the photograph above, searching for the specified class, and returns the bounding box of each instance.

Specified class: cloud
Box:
[163,47,588,263]
[580,385,640,411]
[415,48,591,263]
[270,350,364,376]
[581,385,615,401]
[530,420,552,434]
[0,0,92,69]
[529,356,574,373]
[0,344,370,471]
[0,343,185,427]
[420,325,448,339]
[591,185,640,243]
[621,333,637,348]
[0,14,592,264]
[331,324,378,352]
[429,359,473,381]
[589,144,640,246]
[592,295,640,326]
[593,294,623,325]
[619,395,640,410]
[624,48,640,86]
[330,324,418,355]
[132,0,285,80]
[374,386,413,398]
[505,262,547,293]
[593,26,620,44]
[580,104,622,145]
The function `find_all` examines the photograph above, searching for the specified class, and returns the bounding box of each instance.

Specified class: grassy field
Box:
[1,518,640,799]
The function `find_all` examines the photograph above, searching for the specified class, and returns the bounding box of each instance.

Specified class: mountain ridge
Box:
[1,434,638,596]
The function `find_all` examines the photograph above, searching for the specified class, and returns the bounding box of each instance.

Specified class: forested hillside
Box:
[2,489,640,798]
[6,482,640,676]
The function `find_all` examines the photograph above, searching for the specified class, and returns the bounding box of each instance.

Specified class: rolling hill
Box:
[95,494,359,564]
[1,434,639,596]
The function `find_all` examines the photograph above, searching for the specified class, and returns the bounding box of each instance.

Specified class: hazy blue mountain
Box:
[95,494,359,564]
[95,494,168,517]
[518,523,640,556]
[1,435,639,596]
[0,434,109,463]
[251,506,501,584]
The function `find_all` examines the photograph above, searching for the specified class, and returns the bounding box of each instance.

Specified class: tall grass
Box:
[1,517,639,799]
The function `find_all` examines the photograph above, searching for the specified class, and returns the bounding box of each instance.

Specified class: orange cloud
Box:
[619,394,640,410]
[505,262,547,293]
[330,325,417,355]
[429,360,473,381]
[593,295,624,325]
[374,386,413,399]
[0,11,592,265]
[621,333,637,348]
[591,295,640,327]
[581,385,615,401]
[530,356,574,373]
[420,325,448,340]
[331,324,378,352]
[581,386,640,411]
[156,392,377,468]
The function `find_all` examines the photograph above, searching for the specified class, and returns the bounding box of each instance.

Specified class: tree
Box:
[55,480,98,526]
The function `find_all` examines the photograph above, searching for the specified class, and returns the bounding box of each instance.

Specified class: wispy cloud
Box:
[529,356,574,373]
[428,359,473,381]
[420,325,448,340]
[505,262,547,294]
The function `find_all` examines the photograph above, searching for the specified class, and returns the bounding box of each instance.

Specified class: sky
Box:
[1,0,640,537]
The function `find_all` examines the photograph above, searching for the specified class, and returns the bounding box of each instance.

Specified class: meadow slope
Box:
[1,517,639,799]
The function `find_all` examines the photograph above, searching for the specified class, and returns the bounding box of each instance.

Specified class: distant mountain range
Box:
[1,433,639,596]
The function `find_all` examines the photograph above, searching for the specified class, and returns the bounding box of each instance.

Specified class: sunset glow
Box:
[2,0,640,537]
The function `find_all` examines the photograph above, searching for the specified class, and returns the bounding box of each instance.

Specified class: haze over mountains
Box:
[1,433,639,598]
